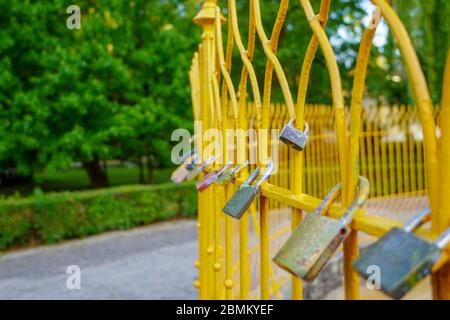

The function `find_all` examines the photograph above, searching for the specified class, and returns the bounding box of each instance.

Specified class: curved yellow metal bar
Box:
[299,0,349,196]
[292,0,331,300]
[261,0,289,131]
[345,7,382,300]
[296,0,331,117]
[433,50,450,299]
[300,0,355,299]
[228,0,262,300]
[229,0,262,130]
[252,0,296,120]
[215,8,239,122]
[371,0,439,226]
[348,8,380,199]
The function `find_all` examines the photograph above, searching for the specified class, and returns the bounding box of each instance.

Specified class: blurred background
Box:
[0,0,448,299]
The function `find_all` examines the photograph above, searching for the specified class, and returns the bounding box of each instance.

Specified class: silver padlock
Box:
[171,152,199,184]
[196,162,233,192]
[222,160,274,219]
[279,119,310,151]
[186,156,215,181]
[217,160,249,184]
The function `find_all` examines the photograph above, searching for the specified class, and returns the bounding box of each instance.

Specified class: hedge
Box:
[0,182,197,250]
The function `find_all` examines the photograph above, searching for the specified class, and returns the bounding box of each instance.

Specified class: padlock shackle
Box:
[339,176,370,227]
[200,156,215,170]
[180,149,197,163]
[435,227,450,250]
[255,160,274,188]
[244,167,260,186]
[288,118,309,135]
[234,160,249,176]
[403,208,431,233]
[216,162,233,177]
[187,152,200,166]
[226,165,239,177]
[314,183,342,216]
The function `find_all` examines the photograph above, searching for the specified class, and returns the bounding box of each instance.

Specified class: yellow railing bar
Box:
[260,182,420,238]
[229,0,262,129]
[433,49,450,299]
[299,0,356,298]
[299,0,350,195]
[371,0,439,228]
[346,7,381,300]
[252,0,296,120]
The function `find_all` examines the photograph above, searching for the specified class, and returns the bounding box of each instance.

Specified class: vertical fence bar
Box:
[194,0,217,299]
[432,50,450,299]
[260,195,270,299]
[347,13,379,299]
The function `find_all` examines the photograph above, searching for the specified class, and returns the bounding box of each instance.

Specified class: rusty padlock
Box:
[353,208,450,299]
[171,152,199,184]
[196,162,233,192]
[222,160,274,220]
[279,119,310,151]
[186,156,215,181]
[217,160,249,185]
[273,176,370,282]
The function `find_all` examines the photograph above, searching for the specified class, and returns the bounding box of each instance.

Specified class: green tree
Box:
[390,0,450,103]
[0,0,199,188]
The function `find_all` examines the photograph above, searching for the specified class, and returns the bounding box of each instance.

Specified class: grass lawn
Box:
[1,166,173,197]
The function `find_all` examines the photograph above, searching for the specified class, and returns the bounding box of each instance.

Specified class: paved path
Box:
[0,220,198,300]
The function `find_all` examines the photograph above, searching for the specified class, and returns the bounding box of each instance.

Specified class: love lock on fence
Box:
[353,208,450,299]
[273,176,370,282]
[222,160,274,220]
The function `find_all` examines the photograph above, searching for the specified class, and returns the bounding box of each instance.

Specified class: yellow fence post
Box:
[194,0,217,300]
[432,50,450,300]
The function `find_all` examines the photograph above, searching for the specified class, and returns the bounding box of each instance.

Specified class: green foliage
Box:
[0,182,197,250]
[0,0,200,183]
[392,0,450,103]
[223,0,368,105]
[0,0,447,188]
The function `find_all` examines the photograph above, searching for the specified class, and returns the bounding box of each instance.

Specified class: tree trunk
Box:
[102,160,108,180]
[83,159,109,188]
[147,155,154,184]
[138,157,144,184]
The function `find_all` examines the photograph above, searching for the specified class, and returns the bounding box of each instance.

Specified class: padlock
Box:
[217,160,249,185]
[186,156,215,181]
[352,208,450,299]
[171,152,198,184]
[222,160,274,220]
[196,162,233,192]
[279,119,310,151]
[186,157,197,171]
[273,176,370,282]
[179,149,197,165]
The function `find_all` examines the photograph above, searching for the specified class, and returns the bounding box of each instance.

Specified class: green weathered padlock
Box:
[222,160,274,220]
[273,176,370,282]
[217,160,249,185]
[352,208,450,299]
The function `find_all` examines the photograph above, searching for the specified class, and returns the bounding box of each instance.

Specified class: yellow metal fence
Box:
[189,0,450,300]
